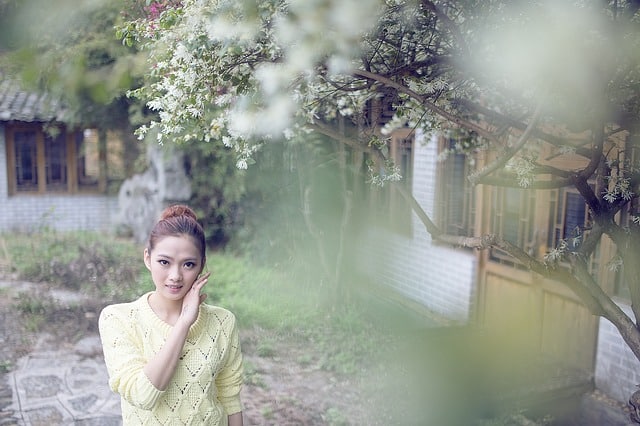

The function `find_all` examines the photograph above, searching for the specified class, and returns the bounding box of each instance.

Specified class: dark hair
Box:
[147,205,206,263]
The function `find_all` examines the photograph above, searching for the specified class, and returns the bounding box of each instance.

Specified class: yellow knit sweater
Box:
[99,292,243,425]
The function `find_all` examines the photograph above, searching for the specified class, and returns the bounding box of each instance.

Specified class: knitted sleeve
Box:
[215,312,243,415]
[98,304,165,410]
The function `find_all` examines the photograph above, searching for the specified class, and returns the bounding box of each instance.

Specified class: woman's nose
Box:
[168,266,182,282]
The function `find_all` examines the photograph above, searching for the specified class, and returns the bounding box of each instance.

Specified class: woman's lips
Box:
[166,284,183,293]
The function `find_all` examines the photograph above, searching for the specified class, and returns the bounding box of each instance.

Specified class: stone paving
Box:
[0,280,122,425]
[4,333,121,426]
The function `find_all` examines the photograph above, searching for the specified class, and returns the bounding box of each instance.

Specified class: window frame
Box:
[5,122,106,195]
[387,129,414,236]
[435,136,476,238]
[547,188,591,253]
[488,185,537,267]
[614,198,639,300]
[613,142,640,300]
[368,128,414,236]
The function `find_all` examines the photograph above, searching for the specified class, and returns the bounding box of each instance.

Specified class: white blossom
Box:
[236,158,248,170]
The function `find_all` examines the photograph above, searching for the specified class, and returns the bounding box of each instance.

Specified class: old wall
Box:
[358,130,477,322]
[595,302,640,403]
[0,125,118,232]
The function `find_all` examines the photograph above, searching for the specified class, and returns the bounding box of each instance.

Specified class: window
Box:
[76,129,101,189]
[435,137,475,237]
[489,186,536,266]
[368,129,414,235]
[13,129,38,191]
[387,130,414,235]
[6,123,105,195]
[614,141,640,299]
[364,87,399,127]
[45,131,68,191]
[547,187,603,276]
[614,197,638,299]
[548,189,590,252]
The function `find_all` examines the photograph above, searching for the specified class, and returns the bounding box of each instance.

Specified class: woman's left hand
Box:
[180,272,210,326]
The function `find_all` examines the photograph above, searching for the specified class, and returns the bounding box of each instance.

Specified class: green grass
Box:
[206,254,321,330]
[2,231,387,377]
[205,252,386,375]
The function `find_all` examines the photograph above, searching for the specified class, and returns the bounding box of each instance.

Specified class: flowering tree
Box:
[124,0,640,407]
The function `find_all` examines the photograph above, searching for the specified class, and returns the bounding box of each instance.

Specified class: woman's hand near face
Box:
[179,272,210,326]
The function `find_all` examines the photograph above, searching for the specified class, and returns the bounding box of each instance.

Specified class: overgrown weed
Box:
[2,231,147,302]
[14,290,52,332]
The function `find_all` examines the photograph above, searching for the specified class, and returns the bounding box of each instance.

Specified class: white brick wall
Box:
[595,302,640,402]
[0,124,118,233]
[0,193,118,232]
[358,130,477,322]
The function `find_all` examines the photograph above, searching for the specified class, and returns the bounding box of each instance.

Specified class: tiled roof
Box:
[0,74,63,122]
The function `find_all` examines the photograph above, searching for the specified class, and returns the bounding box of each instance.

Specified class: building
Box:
[360,125,640,409]
[0,76,120,232]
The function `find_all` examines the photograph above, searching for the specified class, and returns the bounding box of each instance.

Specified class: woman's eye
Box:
[184,262,196,269]
[158,260,169,266]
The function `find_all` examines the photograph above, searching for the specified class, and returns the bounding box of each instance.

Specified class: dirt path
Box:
[241,328,373,425]
[0,280,376,425]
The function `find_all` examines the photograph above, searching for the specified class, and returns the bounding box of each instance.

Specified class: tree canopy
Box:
[119,0,639,173]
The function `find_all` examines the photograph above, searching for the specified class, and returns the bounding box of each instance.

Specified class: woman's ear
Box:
[143,248,152,271]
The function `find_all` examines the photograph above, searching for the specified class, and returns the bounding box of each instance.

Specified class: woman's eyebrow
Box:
[156,253,198,262]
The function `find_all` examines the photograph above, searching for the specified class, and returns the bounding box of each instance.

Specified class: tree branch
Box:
[468,102,543,185]
[351,69,499,142]
[569,253,640,362]
[419,0,470,57]
[456,98,596,158]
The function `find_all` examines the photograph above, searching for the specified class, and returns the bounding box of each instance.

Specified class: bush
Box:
[1,231,147,302]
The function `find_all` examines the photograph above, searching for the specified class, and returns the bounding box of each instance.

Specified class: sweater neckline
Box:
[141,292,206,339]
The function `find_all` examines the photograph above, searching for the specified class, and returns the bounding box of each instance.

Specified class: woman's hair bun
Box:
[160,204,198,222]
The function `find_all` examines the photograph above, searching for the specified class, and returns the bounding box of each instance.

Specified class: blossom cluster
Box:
[121,0,385,168]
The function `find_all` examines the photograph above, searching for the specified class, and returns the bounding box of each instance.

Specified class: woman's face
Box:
[144,235,204,302]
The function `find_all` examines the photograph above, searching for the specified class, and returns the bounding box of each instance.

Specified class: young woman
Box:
[99,205,243,425]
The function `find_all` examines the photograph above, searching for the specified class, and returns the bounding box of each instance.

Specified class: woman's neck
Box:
[147,292,183,326]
